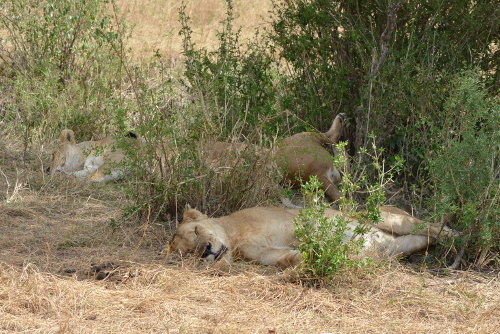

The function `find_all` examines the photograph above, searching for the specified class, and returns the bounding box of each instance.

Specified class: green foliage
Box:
[427,69,499,262]
[270,0,369,129]
[0,0,121,79]
[337,137,404,217]
[294,176,364,281]
[0,0,126,142]
[179,0,279,139]
[294,141,410,281]
[115,3,284,223]
[270,0,499,155]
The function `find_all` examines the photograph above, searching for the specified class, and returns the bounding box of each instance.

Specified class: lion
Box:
[276,113,346,202]
[170,205,455,269]
[49,129,137,182]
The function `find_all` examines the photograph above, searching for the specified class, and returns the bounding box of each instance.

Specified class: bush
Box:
[293,176,364,282]
[179,0,280,139]
[118,1,283,224]
[269,0,499,176]
[294,137,408,282]
[426,69,499,265]
[0,0,127,146]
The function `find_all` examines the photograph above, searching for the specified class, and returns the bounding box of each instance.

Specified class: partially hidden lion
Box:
[201,141,263,170]
[276,113,346,202]
[49,129,138,182]
[170,205,455,269]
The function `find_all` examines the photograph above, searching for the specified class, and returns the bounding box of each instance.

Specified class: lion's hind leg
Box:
[378,206,454,239]
[88,164,124,182]
[73,155,102,179]
[86,152,127,182]
[383,234,433,257]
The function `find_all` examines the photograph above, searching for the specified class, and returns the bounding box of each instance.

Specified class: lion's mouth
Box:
[202,243,228,261]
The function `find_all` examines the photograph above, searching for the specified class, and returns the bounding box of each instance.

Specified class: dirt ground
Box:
[1,131,499,334]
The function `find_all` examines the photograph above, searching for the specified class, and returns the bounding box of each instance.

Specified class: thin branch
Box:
[371,2,402,76]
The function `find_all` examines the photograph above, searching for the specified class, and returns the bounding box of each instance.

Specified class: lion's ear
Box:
[182,207,208,223]
[59,129,76,145]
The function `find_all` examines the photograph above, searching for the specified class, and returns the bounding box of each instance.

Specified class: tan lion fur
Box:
[276,113,346,202]
[170,205,455,269]
[49,129,136,182]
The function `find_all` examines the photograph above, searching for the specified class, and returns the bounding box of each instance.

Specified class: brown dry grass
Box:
[2,260,498,333]
[2,125,499,334]
[1,1,499,333]
[116,0,273,60]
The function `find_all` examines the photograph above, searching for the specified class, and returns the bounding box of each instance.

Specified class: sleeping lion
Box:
[170,206,455,269]
[276,113,346,202]
[49,129,139,182]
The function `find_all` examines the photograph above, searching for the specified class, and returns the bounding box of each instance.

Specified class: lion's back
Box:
[218,207,297,246]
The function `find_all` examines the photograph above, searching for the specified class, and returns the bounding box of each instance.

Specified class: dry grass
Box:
[1,1,499,333]
[1,128,499,334]
[1,260,498,333]
[116,0,273,60]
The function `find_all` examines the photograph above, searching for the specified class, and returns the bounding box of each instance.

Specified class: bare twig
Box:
[364,2,402,148]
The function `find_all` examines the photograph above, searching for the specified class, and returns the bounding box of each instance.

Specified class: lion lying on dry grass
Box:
[200,113,346,202]
[276,113,345,202]
[170,205,455,269]
[49,129,137,182]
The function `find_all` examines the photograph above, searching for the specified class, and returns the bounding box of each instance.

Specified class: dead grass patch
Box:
[116,0,273,61]
[1,260,499,333]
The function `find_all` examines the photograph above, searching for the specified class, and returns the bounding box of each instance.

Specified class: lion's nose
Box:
[201,243,212,258]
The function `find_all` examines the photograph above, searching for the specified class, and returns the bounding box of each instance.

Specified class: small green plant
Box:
[337,136,404,219]
[293,176,365,281]
[292,136,410,282]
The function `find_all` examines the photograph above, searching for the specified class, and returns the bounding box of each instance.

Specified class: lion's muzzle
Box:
[202,243,228,261]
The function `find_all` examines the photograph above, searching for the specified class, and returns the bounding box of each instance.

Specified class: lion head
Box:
[49,129,86,175]
[170,207,232,262]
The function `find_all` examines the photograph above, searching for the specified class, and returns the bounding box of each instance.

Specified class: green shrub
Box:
[294,136,409,282]
[269,0,499,179]
[117,2,284,224]
[0,0,127,145]
[337,137,404,216]
[293,176,366,282]
[427,69,499,264]
[179,0,280,139]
